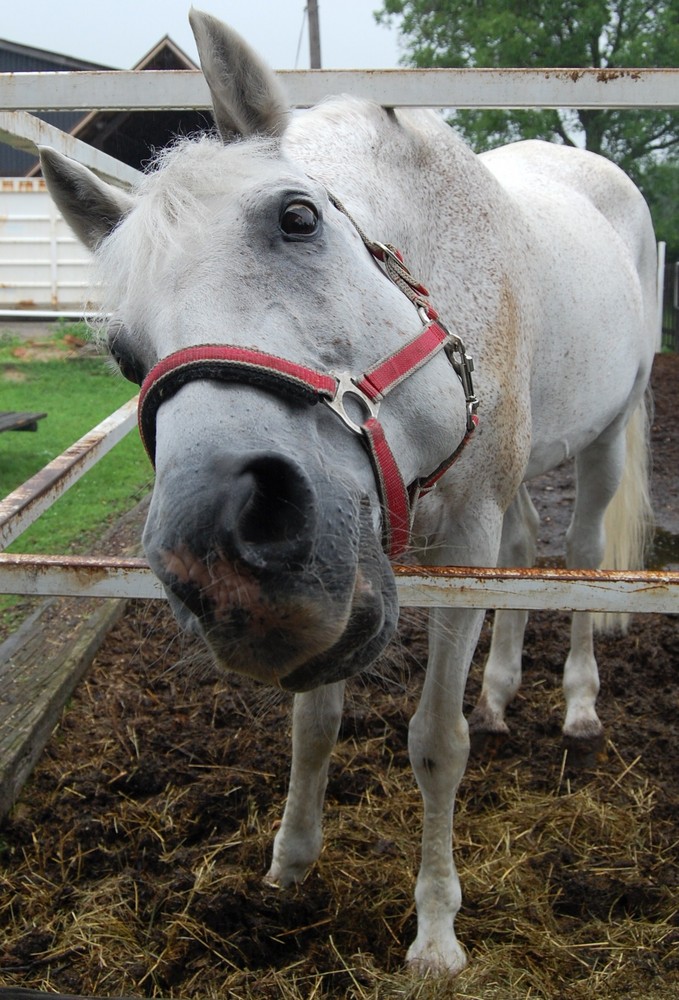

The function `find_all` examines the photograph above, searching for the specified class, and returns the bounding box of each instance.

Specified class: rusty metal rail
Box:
[0,554,677,614]
[0,397,138,551]
[3,67,679,112]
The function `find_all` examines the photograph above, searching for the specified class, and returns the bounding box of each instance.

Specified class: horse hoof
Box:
[561,726,606,767]
[264,856,315,888]
[405,936,467,976]
[468,705,510,755]
[469,726,509,756]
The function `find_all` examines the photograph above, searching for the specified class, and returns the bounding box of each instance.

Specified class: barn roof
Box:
[54,35,210,174]
[1,35,212,177]
[0,37,113,176]
[0,36,113,72]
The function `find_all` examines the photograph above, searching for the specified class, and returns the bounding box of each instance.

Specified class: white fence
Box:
[1,66,678,611]
[4,66,679,111]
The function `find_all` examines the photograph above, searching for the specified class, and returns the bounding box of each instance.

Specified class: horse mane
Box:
[121,133,281,237]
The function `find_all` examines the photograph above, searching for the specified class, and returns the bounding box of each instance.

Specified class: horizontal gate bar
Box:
[0,554,677,612]
[0,397,138,551]
[2,68,679,112]
[0,111,140,186]
[0,554,163,599]
[393,564,679,612]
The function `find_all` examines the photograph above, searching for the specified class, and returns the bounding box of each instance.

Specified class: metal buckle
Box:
[323,372,380,435]
[371,241,404,268]
[444,334,479,433]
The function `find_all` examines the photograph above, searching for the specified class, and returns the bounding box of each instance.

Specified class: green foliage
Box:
[376,1,679,256]
[378,5,679,159]
[378,0,679,68]
[640,160,679,259]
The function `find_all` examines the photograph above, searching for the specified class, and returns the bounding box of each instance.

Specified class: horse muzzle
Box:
[143,449,398,689]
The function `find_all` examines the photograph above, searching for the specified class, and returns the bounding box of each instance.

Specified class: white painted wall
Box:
[0,178,95,311]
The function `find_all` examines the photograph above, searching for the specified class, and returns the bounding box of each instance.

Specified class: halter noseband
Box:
[137,204,478,559]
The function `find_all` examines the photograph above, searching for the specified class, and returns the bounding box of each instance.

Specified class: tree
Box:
[639,160,679,258]
[375,1,679,184]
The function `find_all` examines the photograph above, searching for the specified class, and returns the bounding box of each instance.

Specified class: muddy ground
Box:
[0,353,678,999]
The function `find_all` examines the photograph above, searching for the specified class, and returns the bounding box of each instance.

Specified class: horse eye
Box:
[114,355,145,386]
[280,201,319,238]
[108,329,145,385]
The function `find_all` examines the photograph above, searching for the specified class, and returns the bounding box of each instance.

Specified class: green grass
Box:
[1,324,152,618]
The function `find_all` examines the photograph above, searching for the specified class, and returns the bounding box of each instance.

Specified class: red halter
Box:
[137,227,478,559]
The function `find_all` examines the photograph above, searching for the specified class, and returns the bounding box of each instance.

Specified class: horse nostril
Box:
[219,453,317,569]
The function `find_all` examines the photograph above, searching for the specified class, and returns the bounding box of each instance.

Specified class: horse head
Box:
[39,10,472,692]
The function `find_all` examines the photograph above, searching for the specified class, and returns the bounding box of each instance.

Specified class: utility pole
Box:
[307,0,322,68]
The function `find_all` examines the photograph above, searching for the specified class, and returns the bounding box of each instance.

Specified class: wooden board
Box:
[0,411,47,433]
[0,594,125,818]
[0,496,149,819]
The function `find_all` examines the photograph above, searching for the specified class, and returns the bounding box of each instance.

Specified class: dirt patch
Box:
[1,367,27,383]
[1,331,91,366]
[0,354,677,999]
[0,332,95,386]
[8,346,68,363]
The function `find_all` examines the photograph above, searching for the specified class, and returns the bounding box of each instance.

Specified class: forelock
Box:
[95,134,281,327]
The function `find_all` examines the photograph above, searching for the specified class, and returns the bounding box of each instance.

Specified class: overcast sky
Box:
[2,1,403,70]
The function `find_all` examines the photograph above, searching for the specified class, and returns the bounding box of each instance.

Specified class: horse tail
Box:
[594,391,654,633]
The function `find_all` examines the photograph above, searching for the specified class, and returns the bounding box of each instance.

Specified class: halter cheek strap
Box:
[137,207,479,560]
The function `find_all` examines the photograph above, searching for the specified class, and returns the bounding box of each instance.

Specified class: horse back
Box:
[478,139,657,477]
[481,139,656,298]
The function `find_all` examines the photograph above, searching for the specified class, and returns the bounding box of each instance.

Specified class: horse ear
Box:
[39,147,134,251]
[189,8,289,141]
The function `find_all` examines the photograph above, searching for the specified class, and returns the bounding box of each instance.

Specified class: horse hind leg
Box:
[562,403,651,755]
[468,484,539,746]
[266,681,345,887]
[561,444,617,754]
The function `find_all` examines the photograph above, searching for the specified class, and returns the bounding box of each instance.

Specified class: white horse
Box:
[39,9,657,975]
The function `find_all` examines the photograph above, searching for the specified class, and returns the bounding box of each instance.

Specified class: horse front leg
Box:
[406,604,486,975]
[266,681,345,886]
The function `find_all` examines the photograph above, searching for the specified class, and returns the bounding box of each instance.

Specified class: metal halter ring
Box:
[324,371,380,435]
